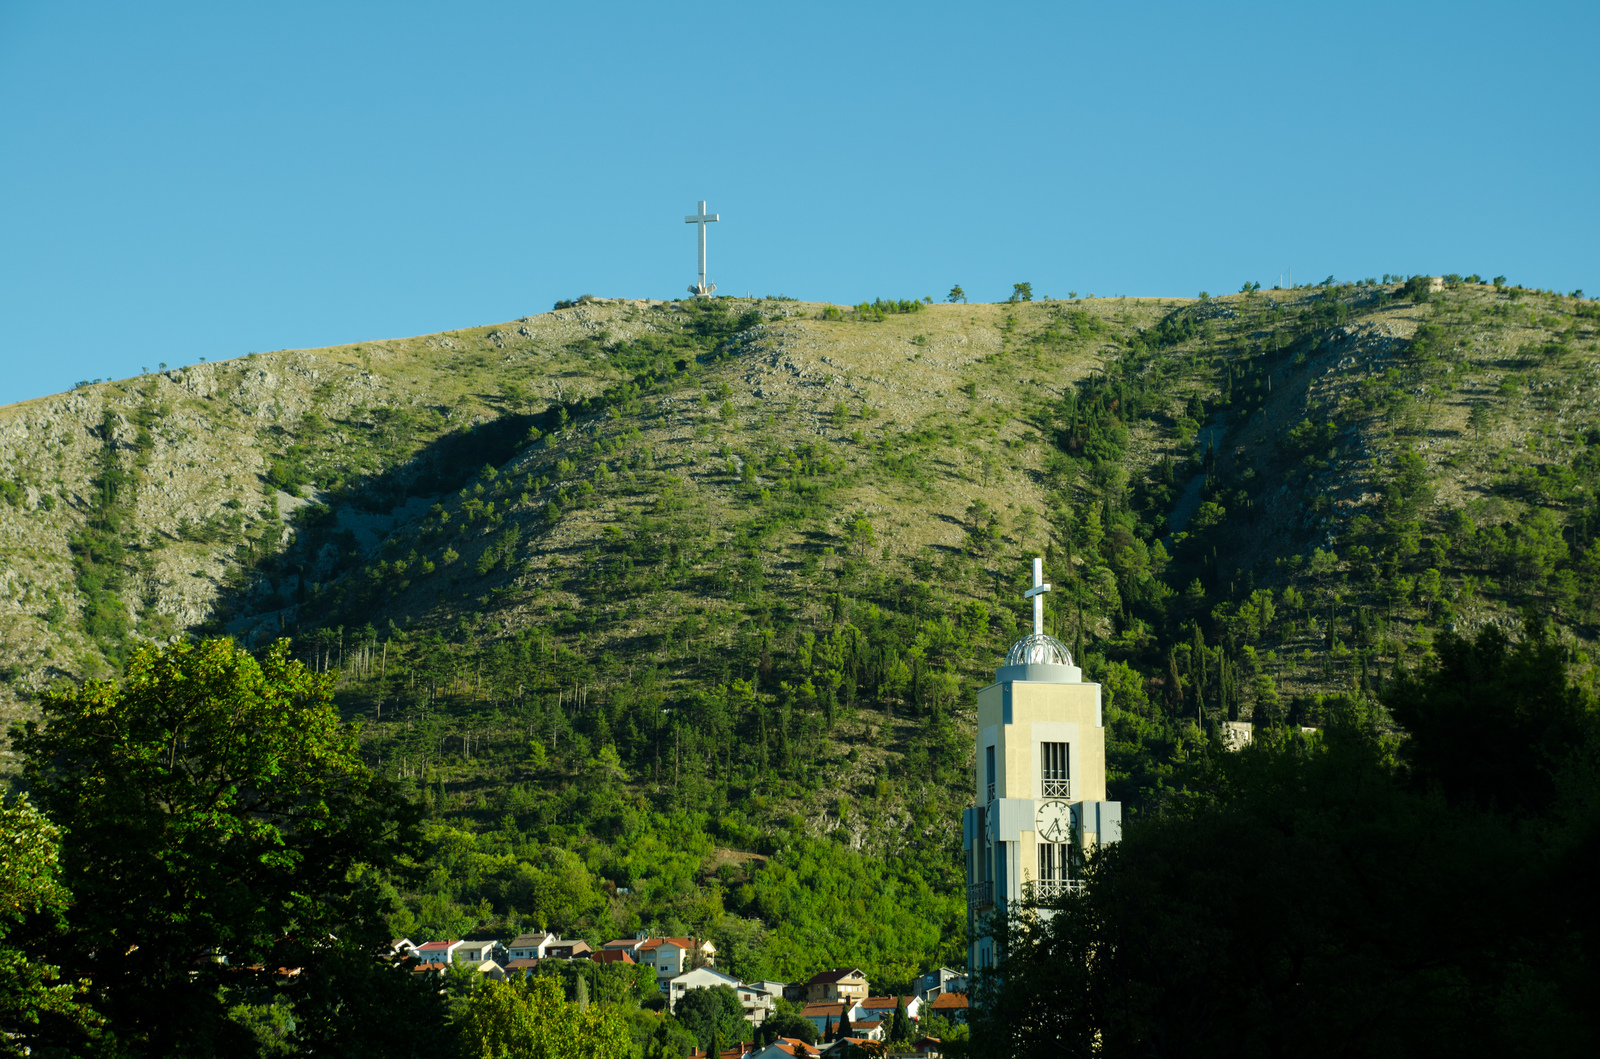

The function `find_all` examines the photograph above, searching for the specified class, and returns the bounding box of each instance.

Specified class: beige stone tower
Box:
[963,558,1122,972]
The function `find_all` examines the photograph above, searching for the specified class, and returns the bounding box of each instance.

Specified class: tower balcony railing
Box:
[1024,878,1083,903]
[966,881,994,911]
[1041,777,1071,798]
[985,782,996,803]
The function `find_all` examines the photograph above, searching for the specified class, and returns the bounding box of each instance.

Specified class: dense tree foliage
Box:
[11,639,446,1057]
[975,626,1600,1056]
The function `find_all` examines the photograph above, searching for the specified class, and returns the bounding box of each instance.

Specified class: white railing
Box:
[966,882,993,910]
[1024,878,1083,902]
[1042,778,1071,798]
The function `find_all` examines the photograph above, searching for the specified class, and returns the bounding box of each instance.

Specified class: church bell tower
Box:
[963,558,1122,972]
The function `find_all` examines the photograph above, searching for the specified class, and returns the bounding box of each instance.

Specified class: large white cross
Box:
[684,200,719,296]
[1024,556,1051,637]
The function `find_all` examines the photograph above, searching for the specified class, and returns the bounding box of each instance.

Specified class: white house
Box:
[638,936,716,991]
[506,932,556,961]
[413,940,464,964]
[455,939,504,966]
[851,994,921,1024]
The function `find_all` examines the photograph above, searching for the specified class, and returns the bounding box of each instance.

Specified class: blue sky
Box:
[2,1,1596,406]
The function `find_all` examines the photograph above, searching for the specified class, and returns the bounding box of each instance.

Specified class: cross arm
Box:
[685,214,720,223]
[1024,583,1052,598]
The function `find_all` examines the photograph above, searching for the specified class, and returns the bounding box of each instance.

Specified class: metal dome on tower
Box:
[995,557,1081,684]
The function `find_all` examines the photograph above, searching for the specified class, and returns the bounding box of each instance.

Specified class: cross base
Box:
[688,282,717,297]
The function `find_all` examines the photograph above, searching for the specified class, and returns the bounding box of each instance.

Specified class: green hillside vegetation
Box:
[3,278,1598,1000]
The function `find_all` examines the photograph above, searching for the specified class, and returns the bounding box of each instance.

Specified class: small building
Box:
[388,938,417,959]
[802,968,869,1004]
[544,939,593,959]
[911,967,966,1001]
[502,957,541,979]
[506,931,557,961]
[749,1038,817,1059]
[600,933,651,958]
[668,967,774,1025]
[926,991,968,1025]
[413,939,464,965]
[799,1001,849,1036]
[852,994,920,1023]
[911,1036,944,1057]
[638,936,717,992]
[590,948,636,966]
[456,939,504,966]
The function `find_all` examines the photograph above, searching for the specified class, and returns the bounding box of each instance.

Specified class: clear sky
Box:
[2,1,1596,406]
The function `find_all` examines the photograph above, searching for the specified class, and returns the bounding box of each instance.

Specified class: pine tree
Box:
[889,996,912,1043]
[1164,647,1184,714]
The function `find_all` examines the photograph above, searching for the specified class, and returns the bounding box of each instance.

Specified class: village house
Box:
[748,1038,818,1059]
[544,939,593,959]
[502,958,541,979]
[668,966,774,1024]
[852,994,921,1024]
[636,936,717,991]
[412,939,464,965]
[387,938,416,959]
[799,1001,849,1036]
[590,949,636,966]
[802,968,869,1004]
[505,932,557,961]
[455,939,504,966]
[926,991,968,1025]
[600,934,650,958]
[912,967,966,1002]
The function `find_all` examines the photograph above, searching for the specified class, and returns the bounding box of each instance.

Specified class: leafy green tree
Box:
[1384,622,1589,814]
[1009,282,1033,303]
[947,285,966,303]
[459,976,631,1059]
[676,984,747,1054]
[759,1009,818,1045]
[14,637,429,1057]
[0,794,105,1055]
[978,671,1600,1058]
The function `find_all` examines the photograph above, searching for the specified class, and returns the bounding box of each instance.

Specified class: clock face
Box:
[1036,800,1073,843]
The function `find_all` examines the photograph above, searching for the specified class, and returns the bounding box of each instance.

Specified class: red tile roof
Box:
[590,949,635,964]
[414,939,459,951]
[858,994,913,1010]
[799,1001,848,1018]
[928,991,968,1010]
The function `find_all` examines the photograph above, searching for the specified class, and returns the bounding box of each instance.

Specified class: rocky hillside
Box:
[2,279,1597,979]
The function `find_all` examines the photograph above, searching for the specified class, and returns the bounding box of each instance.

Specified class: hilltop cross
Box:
[685,200,719,296]
[1024,556,1051,636]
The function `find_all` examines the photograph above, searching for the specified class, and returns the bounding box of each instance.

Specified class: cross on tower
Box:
[1023,556,1051,637]
[684,200,719,296]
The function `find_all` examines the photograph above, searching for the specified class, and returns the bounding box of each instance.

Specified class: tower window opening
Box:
[985,745,996,803]
[1041,741,1070,797]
